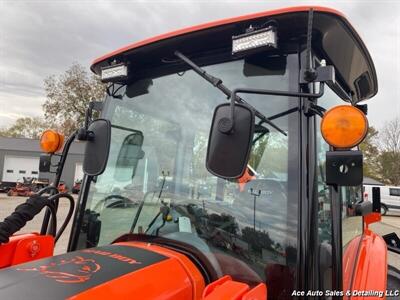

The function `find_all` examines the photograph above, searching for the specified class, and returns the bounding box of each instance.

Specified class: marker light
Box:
[101,63,128,83]
[321,105,368,149]
[40,130,64,153]
[232,27,277,55]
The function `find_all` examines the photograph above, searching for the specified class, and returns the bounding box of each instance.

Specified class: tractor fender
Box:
[343,229,387,298]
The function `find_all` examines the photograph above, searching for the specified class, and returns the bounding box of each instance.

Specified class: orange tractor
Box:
[6,177,37,197]
[0,6,399,299]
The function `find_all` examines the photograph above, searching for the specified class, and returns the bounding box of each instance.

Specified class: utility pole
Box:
[250,188,261,231]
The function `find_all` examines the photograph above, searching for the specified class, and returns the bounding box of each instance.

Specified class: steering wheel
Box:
[94,195,137,211]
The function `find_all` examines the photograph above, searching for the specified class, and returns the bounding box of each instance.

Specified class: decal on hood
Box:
[17,255,101,284]
[0,244,167,299]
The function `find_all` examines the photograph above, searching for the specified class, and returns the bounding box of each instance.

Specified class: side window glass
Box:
[389,188,400,196]
[316,127,331,244]
[340,186,363,248]
[316,85,364,292]
[316,85,364,249]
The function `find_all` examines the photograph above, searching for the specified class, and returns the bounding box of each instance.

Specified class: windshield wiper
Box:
[174,51,286,136]
[130,171,169,233]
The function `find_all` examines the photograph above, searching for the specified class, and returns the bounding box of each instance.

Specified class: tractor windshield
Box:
[77,53,300,289]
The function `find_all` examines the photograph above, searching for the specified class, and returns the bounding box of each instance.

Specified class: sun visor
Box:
[316,13,377,102]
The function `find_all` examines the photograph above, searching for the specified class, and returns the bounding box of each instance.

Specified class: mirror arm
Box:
[232,82,324,101]
[53,131,78,189]
[111,124,142,134]
[79,101,104,140]
[252,131,268,145]
[40,131,78,235]
[228,82,325,134]
[84,101,104,130]
[174,50,285,136]
[84,105,91,130]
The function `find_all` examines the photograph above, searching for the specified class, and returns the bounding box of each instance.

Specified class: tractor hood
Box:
[0,242,205,299]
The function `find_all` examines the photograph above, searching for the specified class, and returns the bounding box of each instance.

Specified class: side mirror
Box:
[206,101,254,179]
[83,119,111,176]
[115,131,145,181]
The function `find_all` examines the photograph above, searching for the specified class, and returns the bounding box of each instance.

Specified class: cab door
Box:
[315,85,364,293]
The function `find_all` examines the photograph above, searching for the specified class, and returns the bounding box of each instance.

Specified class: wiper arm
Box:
[174,51,286,136]
[130,171,169,233]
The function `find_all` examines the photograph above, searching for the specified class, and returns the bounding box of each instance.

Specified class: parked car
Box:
[364,184,400,215]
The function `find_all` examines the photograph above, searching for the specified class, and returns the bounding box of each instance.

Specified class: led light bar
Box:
[232,27,277,55]
[101,63,128,83]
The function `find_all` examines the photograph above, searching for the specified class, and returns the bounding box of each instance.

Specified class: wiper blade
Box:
[174,51,286,136]
[130,171,169,233]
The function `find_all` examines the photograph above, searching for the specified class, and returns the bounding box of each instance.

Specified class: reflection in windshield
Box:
[78,54,300,295]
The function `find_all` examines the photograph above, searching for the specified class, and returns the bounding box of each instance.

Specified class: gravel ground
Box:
[0,194,76,255]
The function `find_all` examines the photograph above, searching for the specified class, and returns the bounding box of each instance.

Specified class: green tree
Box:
[359,126,380,180]
[378,151,400,186]
[379,117,400,153]
[241,227,275,254]
[377,117,400,185]
[43,63,106,136]
[0,117,49,139]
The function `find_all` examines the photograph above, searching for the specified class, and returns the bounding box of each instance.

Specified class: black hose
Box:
[0,194,57,244]
[37,186,59,196]
[48,193,75,243]
[48,204,57,238]
[0,191,75,244]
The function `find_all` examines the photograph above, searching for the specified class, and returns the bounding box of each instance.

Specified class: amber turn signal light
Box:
[40,130,64,153]
[321,105,368,149]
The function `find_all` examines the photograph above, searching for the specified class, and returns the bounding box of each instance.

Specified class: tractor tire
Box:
[381,204,388,216]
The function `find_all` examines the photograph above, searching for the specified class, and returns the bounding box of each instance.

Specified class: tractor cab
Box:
[0,6,396,300]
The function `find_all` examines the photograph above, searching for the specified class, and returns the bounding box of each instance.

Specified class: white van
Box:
[363,184,400,215]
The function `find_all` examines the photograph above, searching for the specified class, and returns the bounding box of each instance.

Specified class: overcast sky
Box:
[0,0,399,130]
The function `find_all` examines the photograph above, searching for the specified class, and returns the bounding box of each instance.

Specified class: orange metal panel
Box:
[343,236,362,293]
[242,283,267,300]
[68,257,193,300]
[202,275,267,300]
[0,233,54,268]
[346,229,387,299]
[118,241,205,299]
[364,212,381,227]
[203,275,249,300]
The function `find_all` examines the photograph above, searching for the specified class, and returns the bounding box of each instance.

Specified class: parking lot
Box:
[0,195,399,265]
[0,195,76,254]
